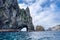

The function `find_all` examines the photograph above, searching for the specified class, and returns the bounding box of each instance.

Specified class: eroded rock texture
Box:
[0,0,34,31]
[35,25,45,31]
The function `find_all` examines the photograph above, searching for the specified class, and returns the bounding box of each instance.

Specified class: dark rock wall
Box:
[0,0,34,31]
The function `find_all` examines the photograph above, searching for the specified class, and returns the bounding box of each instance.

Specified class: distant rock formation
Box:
[35,25,45,31]
[47,25,60,31]
[0,0,34,31]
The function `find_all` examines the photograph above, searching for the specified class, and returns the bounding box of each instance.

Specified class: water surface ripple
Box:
[0,31,60,40]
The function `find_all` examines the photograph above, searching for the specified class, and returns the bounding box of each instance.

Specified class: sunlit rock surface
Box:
[48,25,60,31]
[0,0,34,31]
[35,25,45,31]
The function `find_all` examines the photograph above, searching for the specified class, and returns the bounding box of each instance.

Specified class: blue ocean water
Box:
[0,31,60,40]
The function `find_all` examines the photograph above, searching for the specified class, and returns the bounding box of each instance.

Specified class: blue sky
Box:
[18,0,60,29]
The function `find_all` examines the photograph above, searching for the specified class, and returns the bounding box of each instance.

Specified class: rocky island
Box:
[0,0,34,32]
[35,25,45,31]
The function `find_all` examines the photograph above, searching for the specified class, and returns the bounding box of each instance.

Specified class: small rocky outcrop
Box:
[35,25,45,31]
[0,0,34,31]
[48,25,60,31]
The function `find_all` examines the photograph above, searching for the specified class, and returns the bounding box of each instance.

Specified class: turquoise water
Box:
[0,31,60,40]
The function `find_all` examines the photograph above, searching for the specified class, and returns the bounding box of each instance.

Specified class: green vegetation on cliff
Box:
[35,25,45,31]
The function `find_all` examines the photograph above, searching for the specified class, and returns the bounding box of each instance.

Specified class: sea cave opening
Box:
[21,27,27,31]
[20,25,28,31]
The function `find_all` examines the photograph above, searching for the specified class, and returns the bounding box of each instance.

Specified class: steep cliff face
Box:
[0,0,34,31]
[0,0,19,29]
[16,7,34,31]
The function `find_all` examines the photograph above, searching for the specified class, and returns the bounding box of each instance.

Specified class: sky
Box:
[17,0,60,29]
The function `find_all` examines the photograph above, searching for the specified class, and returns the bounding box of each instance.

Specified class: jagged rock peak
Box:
[26,7,30,12]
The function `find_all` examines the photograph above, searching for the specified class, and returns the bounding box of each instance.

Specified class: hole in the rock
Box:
[21,27,27,31]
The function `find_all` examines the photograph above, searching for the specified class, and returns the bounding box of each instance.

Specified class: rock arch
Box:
[0,0,34,31]
[19,25,28,31]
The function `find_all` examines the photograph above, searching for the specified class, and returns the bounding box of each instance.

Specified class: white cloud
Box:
[18,3,28,9]
[18,0,60,29]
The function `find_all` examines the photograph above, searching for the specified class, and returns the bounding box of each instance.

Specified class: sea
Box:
[0,31,60,40]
